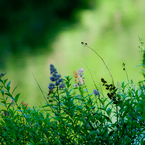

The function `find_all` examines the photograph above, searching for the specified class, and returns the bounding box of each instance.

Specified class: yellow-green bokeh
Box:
[1,0,145,108]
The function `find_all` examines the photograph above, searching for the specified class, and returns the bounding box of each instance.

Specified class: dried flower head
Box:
[81,42,84,45]
[74,70,79,78]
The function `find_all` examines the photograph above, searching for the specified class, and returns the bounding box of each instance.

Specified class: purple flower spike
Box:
[58,78,63,82]
[48,83,55,90]
[50,64,54,68]
[93,89,100,96]
[59,83,65,89]
[55,80,60,86]
[50,76,55,82]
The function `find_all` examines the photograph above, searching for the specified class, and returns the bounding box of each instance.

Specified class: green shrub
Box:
[0,37,145,144]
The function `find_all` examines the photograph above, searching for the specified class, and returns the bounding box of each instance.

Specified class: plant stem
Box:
[86,45,114,86]
[116,105,119,142]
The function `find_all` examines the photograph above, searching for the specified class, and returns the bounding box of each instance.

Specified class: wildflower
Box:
[50,64,54,68]
[93,89,100,96]
[50,68,58,74]
[75,78,83,85]
[74,83,79,88]
[59,83,65,89]
[79,78,83,84]
[50,64,58,74]
[78,68,84,74]
[21,102,29,109]
[55,80,60,86]
[11,99,15,107]
[50,76,55,82]
[58,78,63,82]
[73,68,84,87]
[74,70,79,78]
[48,83,55,90]
[52,73,57,77]
[54,74,61,81]
[49,64,65,91]
[57,74,61,78]
[78,68,84,77]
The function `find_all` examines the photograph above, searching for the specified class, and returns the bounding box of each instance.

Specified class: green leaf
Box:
[4,92,12,97]
[102,114,112,123]
[3,79,8,85]
[7,81,11,88]
[106,107,111,116]
[105,101,112,110]
[17,106,21,110]
[12,85,18,95]
[7,103,12,109]
[1,90,5,96]
[0,103,6,107]
[15,93,20,103]
[5,96,8,101]
[0,72,7,79]
[0,100,6,104]
[88,131,98,137]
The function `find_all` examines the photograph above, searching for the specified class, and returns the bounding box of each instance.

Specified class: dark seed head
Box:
[101,78,105,82]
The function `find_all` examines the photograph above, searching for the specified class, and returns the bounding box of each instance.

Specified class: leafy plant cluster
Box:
[0,37,145,144]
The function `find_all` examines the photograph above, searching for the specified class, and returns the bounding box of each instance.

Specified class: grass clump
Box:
[0,37,145,144]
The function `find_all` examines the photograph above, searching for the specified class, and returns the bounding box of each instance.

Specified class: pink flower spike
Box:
[78,68,84,74]
[74,83,79,88]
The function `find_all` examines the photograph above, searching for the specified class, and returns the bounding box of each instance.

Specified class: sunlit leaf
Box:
[15,93,20,103]
[7,81,11,88]
[12,85,18,95]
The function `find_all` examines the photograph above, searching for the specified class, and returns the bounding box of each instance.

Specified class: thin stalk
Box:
[33,73,48,102]
[116,105,119,142]
[125,69,129,82]
[56,86,61,114]
[85,45,114,86]
[85,62,97,88]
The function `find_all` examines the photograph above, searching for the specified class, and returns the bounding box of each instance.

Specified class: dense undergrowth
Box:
[0,36,145,144]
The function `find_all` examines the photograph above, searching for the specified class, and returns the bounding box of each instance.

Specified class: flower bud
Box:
[93,89,100,96]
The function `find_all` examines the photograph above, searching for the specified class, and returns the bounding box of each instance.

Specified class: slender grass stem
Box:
[85,62,97,88]
[33,73,48,102]
[85,45,114,86]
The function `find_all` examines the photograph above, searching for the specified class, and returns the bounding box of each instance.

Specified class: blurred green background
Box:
[0,0,145,107]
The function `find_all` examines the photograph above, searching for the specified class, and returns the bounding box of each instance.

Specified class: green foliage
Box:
[0,38,145,144]
[0,0,94,58]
